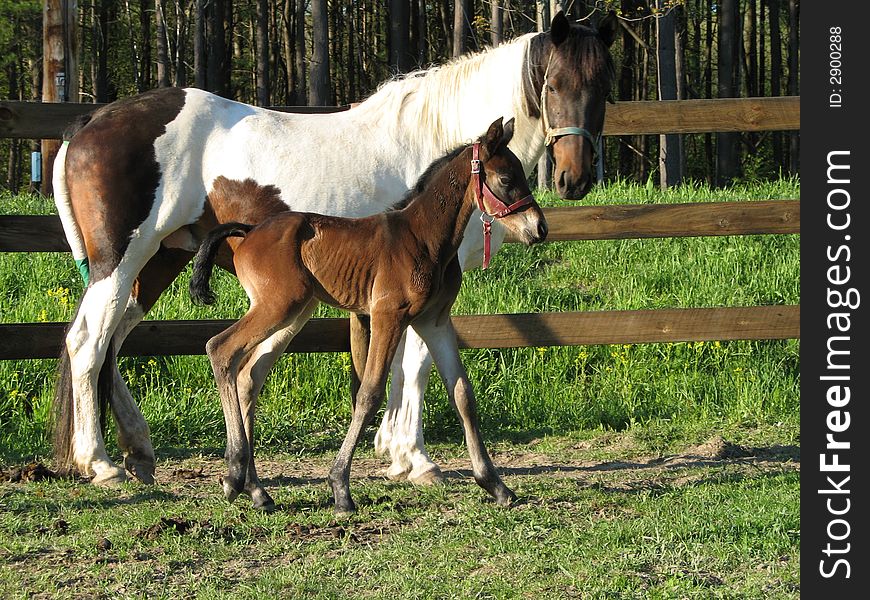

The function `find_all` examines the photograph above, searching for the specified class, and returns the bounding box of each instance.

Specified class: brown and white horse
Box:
[51,12,617,486]
[190,118,543,513]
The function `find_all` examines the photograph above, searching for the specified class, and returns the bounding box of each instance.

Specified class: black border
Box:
[801,1,869,594]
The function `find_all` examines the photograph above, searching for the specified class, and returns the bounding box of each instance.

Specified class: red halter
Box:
[471,142,534,269]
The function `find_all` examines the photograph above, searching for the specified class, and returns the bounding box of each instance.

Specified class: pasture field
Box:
[0,179,800,597]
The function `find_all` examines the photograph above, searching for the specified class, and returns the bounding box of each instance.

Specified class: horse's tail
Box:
[190,223,254,306]
[52,135,91,286]
[52,299,114,476]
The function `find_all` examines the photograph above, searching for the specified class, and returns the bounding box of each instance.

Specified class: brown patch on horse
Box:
[65,87,187,282]
[197,176,290,271]
[206,177,287,224]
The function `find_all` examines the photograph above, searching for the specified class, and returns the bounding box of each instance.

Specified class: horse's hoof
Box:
[408,464,445,486]
[250,488,276,511]
[124,457,156,484]
[220,477,240,503]
[495,488,518,507]
[384,462,410,481]
[91,466,128,487]
[333,503,357,518]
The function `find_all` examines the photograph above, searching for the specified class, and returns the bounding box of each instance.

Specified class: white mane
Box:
[352,33,545,174]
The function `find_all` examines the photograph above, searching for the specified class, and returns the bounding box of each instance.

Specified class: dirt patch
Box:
[0,462,60,483]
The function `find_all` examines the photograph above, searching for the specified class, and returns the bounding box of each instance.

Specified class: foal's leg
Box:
[413,316,516,506]
[374,329,444,484]
[330,313,407,516]
[235,298,319,509]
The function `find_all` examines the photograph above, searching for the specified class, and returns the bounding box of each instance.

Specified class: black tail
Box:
[52,298,114,476]
[189,222,253,305]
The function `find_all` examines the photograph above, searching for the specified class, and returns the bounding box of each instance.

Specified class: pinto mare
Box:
[189,119,544,512]
[51,11,617,486]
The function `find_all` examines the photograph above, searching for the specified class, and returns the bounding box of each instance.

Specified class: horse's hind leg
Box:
[65,250,163,485]
[109,247,193,483]
[330,312,408,515]
[374,327,444,485]
[413,317,515,506]
[235,298,319,509]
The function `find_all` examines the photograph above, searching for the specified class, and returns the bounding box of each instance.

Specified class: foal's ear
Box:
[597,10,619,48]
[502,118,515,146]
[550,11,570,47]
[481,117,505,158]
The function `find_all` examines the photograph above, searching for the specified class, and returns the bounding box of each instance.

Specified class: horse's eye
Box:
[499,175,512,186]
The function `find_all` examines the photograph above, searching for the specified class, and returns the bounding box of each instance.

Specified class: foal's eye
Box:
[499,175,512,186]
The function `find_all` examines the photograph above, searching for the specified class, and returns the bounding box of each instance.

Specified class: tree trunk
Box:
[716,0,739,186]
[309,0,331,105]
[175,1,188,87]
[656,0,681,189]
[390,0,412,72]
[768,0,783,172]
[491,0,503,46]
[618,1,637,178]
[194,0,206,88]
[139,0,152,91]
[155,0,171,87]
[295,0,307,104]
[787,0,799,174]
[256,0,270,105]
[453,0,471,57]
[42,0,78,195]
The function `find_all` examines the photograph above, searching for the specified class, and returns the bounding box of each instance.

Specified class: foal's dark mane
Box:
[388,144,468,212]
[522,22,616,120]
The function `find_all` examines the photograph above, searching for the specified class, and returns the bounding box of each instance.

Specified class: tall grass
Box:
[0,179,800,460]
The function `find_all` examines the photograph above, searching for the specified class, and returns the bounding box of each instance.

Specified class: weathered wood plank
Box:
[0,200,800,253]
[0,306,800,360]
[604,96,800,135]
[0,97,799,140]
[506,199,800,242]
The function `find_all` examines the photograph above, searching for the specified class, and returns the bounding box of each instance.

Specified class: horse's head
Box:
[536,10,618,199]
[475,118,548,251]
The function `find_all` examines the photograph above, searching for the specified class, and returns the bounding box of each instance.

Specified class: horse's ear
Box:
[597,10,619,48]
[481,117,505,158]
[502,118,515,146]
[550,11,570,47]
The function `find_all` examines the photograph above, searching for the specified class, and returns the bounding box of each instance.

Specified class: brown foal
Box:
[190,118,548,514]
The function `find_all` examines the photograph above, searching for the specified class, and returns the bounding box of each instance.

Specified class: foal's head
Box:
[475,118,548,247]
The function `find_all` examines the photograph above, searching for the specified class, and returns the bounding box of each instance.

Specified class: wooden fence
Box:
[0,96,800,360]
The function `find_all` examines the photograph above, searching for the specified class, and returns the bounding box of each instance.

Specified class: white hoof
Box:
[408,464,445,486]
[90,465,128,487]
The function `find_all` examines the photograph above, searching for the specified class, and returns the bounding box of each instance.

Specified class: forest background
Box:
[0,0,799,194]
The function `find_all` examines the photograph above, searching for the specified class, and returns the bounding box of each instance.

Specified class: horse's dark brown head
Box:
[527,11,618,199]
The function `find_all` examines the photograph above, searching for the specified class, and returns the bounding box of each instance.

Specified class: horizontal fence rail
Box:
[0,306,800,360]
[0,200,800,252]
[0,96,800,140]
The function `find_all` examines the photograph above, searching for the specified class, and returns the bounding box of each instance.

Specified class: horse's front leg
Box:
[330,313,407,516]
[413,316,516,507]
[373,327,445,485]
[109,247,193,483]
[235,298,318,510]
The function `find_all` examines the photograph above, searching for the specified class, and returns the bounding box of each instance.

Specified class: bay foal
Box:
[189,118,547,514]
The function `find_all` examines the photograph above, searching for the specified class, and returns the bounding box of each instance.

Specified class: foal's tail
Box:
[189,223,254,305]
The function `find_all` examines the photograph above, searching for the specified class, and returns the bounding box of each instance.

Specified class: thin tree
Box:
[309,0,331,105]
[390,0,412,72]
[256,0,270,105]
[656,0,681,188]
[453,0,471,57]
[716,0,739,186]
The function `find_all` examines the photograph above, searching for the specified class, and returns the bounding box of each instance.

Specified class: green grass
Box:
[0,179,800,597]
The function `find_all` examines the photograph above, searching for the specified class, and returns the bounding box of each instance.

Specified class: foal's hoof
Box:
[91,465,128,487]
[408,464,445,486]
[124,456,156,485]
